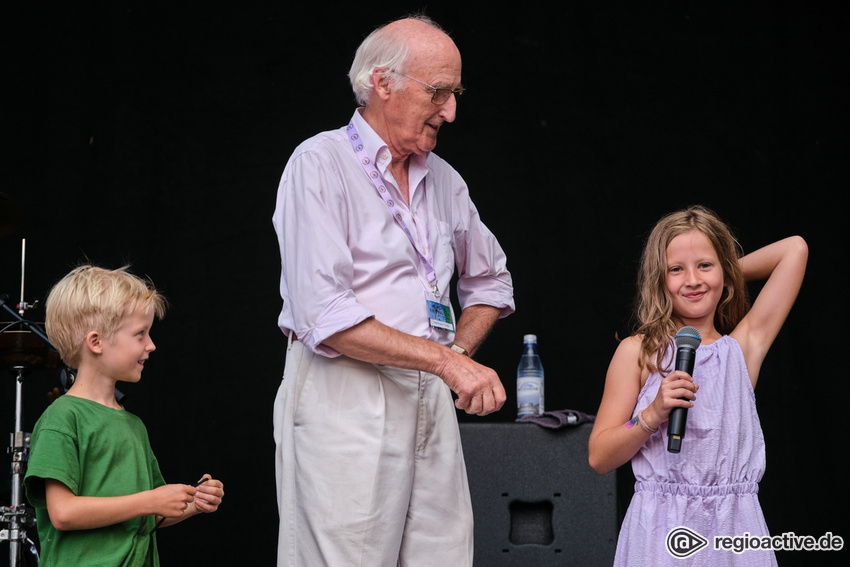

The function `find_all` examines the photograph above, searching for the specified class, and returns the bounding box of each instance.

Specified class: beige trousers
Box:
[273,339,473,567]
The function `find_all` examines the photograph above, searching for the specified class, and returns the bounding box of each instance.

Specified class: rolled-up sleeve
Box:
[438,161,514,318]
[454,209,515,318]
[273,141,373,357]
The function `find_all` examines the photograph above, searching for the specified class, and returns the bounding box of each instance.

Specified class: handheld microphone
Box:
[667,326,701,453]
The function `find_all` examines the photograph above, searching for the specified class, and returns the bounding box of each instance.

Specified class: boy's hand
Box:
[152,483,197,518]
[192,474,224,514]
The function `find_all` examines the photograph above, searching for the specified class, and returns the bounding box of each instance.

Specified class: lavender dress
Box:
[614,336,778,566]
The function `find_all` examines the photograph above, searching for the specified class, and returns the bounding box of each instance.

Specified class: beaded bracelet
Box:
[638,409,658,434]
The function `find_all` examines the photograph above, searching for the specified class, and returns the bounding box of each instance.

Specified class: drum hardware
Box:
[1,239,54,566]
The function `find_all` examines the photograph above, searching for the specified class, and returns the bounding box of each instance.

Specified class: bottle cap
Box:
[523,334,537,343]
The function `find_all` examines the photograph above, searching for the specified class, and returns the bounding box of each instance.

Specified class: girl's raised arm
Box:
[732,235,808,386]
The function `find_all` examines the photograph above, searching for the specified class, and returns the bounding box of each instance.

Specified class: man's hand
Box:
[441,355,506,416]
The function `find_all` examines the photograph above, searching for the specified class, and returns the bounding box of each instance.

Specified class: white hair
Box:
[347,15,444,106]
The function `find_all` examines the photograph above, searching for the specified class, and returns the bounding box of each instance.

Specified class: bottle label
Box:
[517,376,544,417]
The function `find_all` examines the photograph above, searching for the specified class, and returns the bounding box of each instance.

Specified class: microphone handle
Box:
[667,346,696,453]
[675,345,697,375]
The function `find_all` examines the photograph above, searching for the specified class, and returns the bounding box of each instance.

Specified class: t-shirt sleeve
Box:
[24,426,81,507]
[146,438,167,490]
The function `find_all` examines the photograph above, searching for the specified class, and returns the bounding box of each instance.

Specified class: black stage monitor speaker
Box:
[460,422,618,566]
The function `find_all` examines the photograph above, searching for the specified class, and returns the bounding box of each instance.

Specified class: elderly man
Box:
[272,15,514,567]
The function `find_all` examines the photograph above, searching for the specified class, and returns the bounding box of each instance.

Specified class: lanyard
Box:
[346,121,439,297]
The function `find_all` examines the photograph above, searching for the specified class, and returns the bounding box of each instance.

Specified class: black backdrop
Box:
[2,2,847,565]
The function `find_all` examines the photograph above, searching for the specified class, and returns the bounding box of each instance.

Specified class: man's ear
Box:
[85,331,103,354]
[372,68,392,100]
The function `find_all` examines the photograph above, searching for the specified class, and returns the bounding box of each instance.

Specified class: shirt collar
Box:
[351,109,389,168]
[350,109,429,177]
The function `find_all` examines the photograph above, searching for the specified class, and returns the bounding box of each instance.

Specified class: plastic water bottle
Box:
[517,334,544,418]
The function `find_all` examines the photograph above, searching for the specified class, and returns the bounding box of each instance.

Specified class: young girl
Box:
[588,205,807,566]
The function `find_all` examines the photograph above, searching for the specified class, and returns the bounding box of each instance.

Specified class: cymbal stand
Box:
[1,239,40,565]
[1,363,39,566]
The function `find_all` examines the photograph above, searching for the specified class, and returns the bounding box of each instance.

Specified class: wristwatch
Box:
[451,344,469,356]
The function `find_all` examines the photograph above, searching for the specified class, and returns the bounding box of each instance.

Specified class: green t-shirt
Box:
[24,394,167,567]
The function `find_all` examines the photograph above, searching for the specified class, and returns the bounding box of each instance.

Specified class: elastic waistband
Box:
[634,480,759,497]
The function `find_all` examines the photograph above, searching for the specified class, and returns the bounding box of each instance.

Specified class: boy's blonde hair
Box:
[45,265,166,368]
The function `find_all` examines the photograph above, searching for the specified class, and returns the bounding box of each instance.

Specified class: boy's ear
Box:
[84,331,103,354]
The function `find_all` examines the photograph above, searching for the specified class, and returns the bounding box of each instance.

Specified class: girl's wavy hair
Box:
[45,264,166,369]
[632,205,749,374]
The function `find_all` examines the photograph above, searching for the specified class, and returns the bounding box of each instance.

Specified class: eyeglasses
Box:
[390,70,465,105]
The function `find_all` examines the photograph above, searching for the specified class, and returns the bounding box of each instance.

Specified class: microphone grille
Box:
[675,326,702,349]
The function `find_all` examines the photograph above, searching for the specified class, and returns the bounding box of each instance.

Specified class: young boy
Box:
[23,264,224,566]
